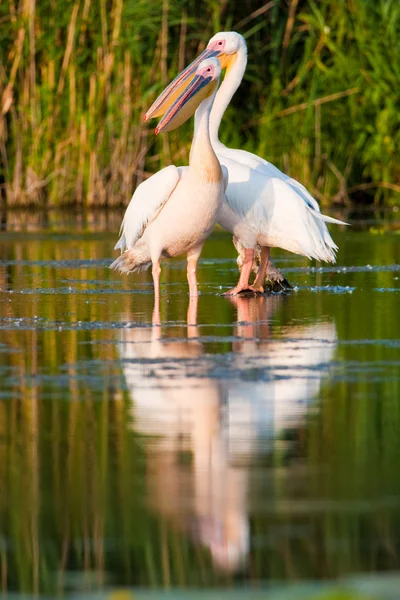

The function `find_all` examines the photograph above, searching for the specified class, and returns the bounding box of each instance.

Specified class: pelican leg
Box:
[224,248,256,295]
[152,260,161,298]
[152,294,161,327]
[187,246,202,297]
[187,295,199,333]
[251,246,270,292]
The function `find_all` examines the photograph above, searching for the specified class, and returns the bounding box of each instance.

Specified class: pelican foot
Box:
[264,263,292,293]
[223,285,262,296]
[264,277,293,293]
[248,284,264,293]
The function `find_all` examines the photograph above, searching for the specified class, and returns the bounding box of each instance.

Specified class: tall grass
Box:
[0,0,399,207]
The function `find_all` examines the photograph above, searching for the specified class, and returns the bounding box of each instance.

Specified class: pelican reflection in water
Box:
[118,296,337,571]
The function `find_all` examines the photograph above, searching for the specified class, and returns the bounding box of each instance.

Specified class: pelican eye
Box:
[218,41,223,46]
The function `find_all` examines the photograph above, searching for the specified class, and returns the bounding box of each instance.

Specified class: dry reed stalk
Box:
[105,54,133,206]
[78,0,92,48]
[0,118,9,195]
[111,0,123,48]
[48,59,54,90]
[8,28,25,90]
[56,2,79,98]
[325,157,350,205]
[145,40,164,104]
[99,0,123,110]
[69,63,76,123]
[88,150,96,206]
[233,0,275,29]
[348,181,400,193]
[28,0,37,128]
[313,103,321,174]
[301,137,310,190]
[93,124,107,205]
[88,71,96,132]
[99,0,109,55]
[22,69,29,131]
[132,115,149,189]
[76,117,87,204]
[281,34,326,96]
[12,122,23,203]
[274,87,360,119]
[178,10,187,73]
[7,0,17,23]
[35,1,80,191]
[121,51,131,149]
[96,46,103,77]
[161,0,169,86]
[281,0,299,69]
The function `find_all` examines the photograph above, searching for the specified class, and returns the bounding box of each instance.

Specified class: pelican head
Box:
[145,32,245,121]
[155,57,221,134]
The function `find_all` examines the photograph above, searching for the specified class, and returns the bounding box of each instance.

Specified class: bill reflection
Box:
[118,296,337,572]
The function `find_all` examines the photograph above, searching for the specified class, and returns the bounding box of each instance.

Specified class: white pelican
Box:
[145,32,347,295]
[111,57,227,297]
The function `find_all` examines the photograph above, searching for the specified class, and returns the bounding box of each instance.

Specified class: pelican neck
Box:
[209,44,248,149]
[189,92,217,169]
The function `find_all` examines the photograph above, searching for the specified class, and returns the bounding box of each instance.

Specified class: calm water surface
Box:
[1,211,400,599]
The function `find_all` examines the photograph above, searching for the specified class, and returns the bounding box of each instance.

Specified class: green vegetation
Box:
[0,0,399,208]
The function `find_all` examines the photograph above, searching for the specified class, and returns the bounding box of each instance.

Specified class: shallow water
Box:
[1,212,400,598]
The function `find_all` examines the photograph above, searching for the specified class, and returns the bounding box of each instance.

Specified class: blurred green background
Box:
[0,0,399,207]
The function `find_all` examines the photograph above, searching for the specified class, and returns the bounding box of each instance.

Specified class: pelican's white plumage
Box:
[114,165,180,254]
[111,57,226,297]
[218,159,339,260]
[145,31,347,294]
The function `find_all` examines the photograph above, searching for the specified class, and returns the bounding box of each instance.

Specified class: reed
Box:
[0,0,399,208]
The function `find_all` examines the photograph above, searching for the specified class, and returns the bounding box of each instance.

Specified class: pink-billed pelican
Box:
[145,32,347,295]
[111,57,226,297]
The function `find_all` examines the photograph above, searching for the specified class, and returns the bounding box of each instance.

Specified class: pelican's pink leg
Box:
[251,246,270,292]
[152,260,161,298]
[187,246,202,297]
[223,248,255,295]
[187,296,198,334]
[187,258,199,296]
[152,294,161,326]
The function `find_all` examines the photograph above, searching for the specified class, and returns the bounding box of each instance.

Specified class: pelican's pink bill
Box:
[155,59,220,134]
[145,43,225,121]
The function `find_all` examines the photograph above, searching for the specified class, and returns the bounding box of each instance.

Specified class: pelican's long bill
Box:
[145,37,237,122]
[155,70,218,134]
[145,48,219,121]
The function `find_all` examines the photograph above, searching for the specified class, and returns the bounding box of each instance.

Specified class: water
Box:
[1,211,400,599]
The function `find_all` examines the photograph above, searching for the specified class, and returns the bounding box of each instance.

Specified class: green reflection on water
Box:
[0,215,400,596]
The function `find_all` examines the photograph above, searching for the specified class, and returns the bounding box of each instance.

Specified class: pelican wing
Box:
[218,146,346,225]
[115,165,181,252]
[219,156,342,262]
[264,178,339,261]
